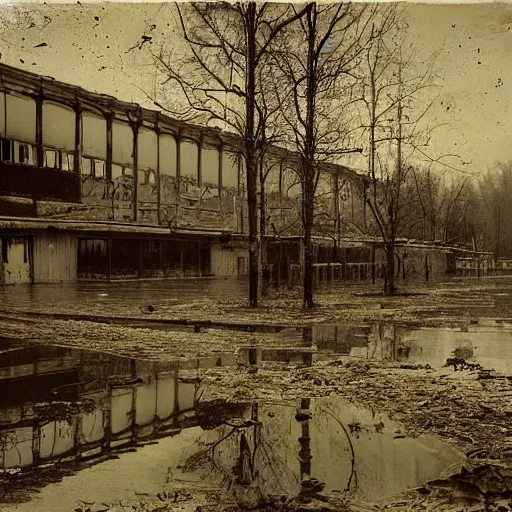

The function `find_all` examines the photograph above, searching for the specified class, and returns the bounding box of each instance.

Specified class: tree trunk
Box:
[384,243,396,295]
[302,5,316,309]
[245,3,259,308]
[303,173,315,308]
[260,160,268,297]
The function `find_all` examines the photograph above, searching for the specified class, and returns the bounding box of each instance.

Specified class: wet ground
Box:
[2,277,512,510]
[0,341,465,511]
[2,276,512,328]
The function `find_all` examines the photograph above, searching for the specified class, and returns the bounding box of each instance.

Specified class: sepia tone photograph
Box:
[0,1,511,510]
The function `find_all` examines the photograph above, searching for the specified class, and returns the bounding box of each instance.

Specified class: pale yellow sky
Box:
[0,2,510,177]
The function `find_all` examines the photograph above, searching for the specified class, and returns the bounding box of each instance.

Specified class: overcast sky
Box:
[0,2,511,178]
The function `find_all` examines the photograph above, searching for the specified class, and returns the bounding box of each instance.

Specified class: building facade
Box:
[0,63,368,284]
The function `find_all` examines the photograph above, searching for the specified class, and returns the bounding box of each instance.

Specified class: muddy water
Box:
[197,397,464,505]
[0,342,234,507]
[311,322,512,373]
[0,342,464,509]
[0,278,248,316]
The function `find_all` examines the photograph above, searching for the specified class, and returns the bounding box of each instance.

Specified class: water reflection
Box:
[0,341,233,494]
[0,337,465,509]
[198,396,463,504]
[311,322,512,374]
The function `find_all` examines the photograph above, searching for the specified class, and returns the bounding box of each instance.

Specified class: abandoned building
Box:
[0,62,488,285]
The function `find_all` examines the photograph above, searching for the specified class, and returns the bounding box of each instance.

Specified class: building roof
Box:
[0,216,228,238]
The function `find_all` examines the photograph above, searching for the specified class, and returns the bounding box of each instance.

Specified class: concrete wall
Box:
[211,243,247,276]
[34,232,77,283]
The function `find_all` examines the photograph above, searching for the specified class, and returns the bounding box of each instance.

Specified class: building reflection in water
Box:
[0,341,231,471]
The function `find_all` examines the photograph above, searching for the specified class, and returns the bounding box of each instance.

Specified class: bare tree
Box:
[408,166,468,243]
[360,11,442,294]
[271,2,370,308]
[148,2,306,307]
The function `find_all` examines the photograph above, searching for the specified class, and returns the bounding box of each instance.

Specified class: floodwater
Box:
[0,278,249,316]
[235,321,512,375]
[0,341,465,510]
[312,321,512,374]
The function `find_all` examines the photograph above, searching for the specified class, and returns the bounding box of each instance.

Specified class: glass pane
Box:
[61,152,70,171]
[112,163,123,179]
[67,152,75,171]
[94,159,105,178]
[81,157,93,175]
[44,150,57,169]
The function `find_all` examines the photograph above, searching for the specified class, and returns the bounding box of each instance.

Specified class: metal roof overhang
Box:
[0,217,232,240]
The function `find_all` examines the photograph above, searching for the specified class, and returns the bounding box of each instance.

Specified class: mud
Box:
[1,278,512,510]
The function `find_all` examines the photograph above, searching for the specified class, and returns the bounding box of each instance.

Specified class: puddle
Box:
[311,322,512,373]
[0,391,464,510]
[0,341,465,509]
[236,321,512,376]
[195,396,464,504]
[0,341,235,506]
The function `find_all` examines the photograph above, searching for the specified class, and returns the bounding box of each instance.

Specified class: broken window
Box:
[44,149,59,169]
[148,170,156,184]
[93,159,106,178]
[81,157,93,175]
[1,139,13,163]
[1,237,8,263]
[111,163,123,179]
[15,142,31,165]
